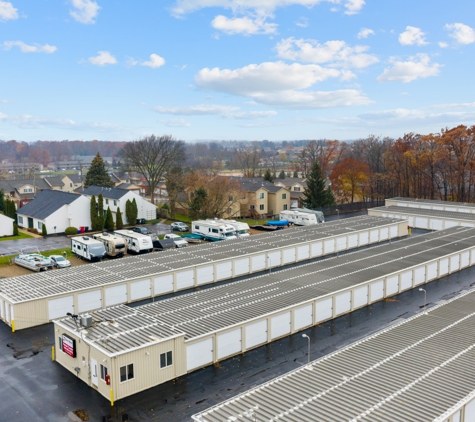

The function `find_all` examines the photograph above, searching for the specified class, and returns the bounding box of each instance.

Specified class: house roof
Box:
[17,189,81,220]
[8,178,51,190]
[233,177,280,193]
[43,176,64,187]
[82,185,129,200]
[116,182,138,190]
[275,177,307,188]
[66,174,83,183]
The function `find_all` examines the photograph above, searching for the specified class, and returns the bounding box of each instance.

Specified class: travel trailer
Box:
[71,236,107,262]
[92,232,126,258]
[114,230,153,254]
[192,220,237,241]
[289,207,325,223]
[207,219,250,237]
[280,210,318,226]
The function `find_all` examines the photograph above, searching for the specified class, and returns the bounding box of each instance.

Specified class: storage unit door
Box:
[217,329,242,359]
[297,245,310,261]
[461,251,470,268]
[379,227,389,241]
[234,258,250,276]
[430,219,443,230]
[315,298,333,323]
[414,267,426,286]
[154,274,174,294]
[369,229,379,243]
[427,262,438,280]
[78,290,102,313]
[268,251,281,267]
[348,234,358,248]
[370,280,384,302]
[432,205,443,211]
[0,300,3,320]
[186,339,214,371]
[197,265,214,285]
[389,225,398,238]
[446,207,457,212]
[420,205,430,210]
[353,286,368,309]
[216,262,232,280]
[294,304,313,330]
[251,254,266,272]
[311,242,323,257]
[324,239,335,254]
[245,320,268,349]
[336,236,347,251]
[359,232,369,246]
[176,269,194,290]
[335,292,351,315]
[439,258,449,276]
[131,279,151,301]
[408,216,414,226]
[283,248,296,264]
[461,222,475,228]
[445,220,458,229]
[465,398,475,421]
[271,312,291,339]
[450,254,460,272]
[386,275,399,296]
[48,296,74,320]
[105,284,127,307]
[400,271,413,291]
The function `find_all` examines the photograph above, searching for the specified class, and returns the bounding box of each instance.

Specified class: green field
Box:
[0,232,34,242]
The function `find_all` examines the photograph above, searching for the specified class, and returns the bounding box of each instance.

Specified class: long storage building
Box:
[192,287,475,422]
[53,226,475,402]
[386,196,475,213]
[0,216,406,330]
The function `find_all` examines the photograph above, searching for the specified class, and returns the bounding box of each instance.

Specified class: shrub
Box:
[27,228,39,234]
[13,222,18,236]
[41,223,47,236]
[116,208,124,229]
[65,226,78,236]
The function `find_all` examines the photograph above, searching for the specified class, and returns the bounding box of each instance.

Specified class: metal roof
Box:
[0,216,400,303]
[389,197,475,209]
[371,205,475,221]
[192,288,475,422]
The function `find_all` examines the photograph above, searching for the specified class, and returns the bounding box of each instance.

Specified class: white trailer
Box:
[192,220,237,241]
[280,210,318,226]
[290,207,325,223]
[92,232,126,258]
[71,236,106,262]
[114,229,153,254]
[207,219,250,237]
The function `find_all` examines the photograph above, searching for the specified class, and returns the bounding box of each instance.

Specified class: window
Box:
[38,221,43,229]
[228,196,233,202]
[160,351,173,368]
[70,183,72,188]
[18,216,23,224]
[227,207,232,214]
[212,228,218,233]
[294,187,301,192]
[259,192,265,199]
[24,188,33,193]
[283,204,288,210]
[120,364,134,382]
[250,205,255,210]
[114,200,117,206]
[100,364,108,381]
[194,225,200,230]
[105,199,109,205]
[259,204,264,211]
[282,193,287,199]
[58,336,63,352]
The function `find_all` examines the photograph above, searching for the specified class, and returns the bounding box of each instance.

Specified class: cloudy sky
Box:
[1,0,475,142]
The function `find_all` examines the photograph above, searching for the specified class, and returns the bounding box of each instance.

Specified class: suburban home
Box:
[16,190,92,234]
[116,182,141,194]
[43,176,64,191]
[60,174,83,193]
[110,171,130,186]
[274,177,308,208]
[137,180,167,203]
[0,214,15,237]
[0,178,51,208]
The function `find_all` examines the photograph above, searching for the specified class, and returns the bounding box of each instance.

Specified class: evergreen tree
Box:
[125,199,135,225]
[302,160,336,209]
[13,222,18,236]
[5,198,16,220]
[189,187,208,219]
[41,223,47,236]
[97,194,105,230]
[0,189,5,214]
[130,198,138,224]
[293,171,299,178]
[105,207,114,230]
[263,169,274,183]
[84,152,114,188]
[90,195,99,231]
[278,170,286,179]
[116,208,124,229]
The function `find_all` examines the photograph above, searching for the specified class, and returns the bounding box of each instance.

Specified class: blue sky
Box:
[1,0,475,143]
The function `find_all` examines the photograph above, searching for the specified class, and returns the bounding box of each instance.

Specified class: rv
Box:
[289,207,325,223]
[92,232,126,258]
[71,236,107,262]
[280,210,318,226]
[207,219,250,237]
[114,229,153,254]
[192,220,237,241]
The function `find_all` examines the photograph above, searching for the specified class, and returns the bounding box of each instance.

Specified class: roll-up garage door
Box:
[268,251,281,267]
[271,312,291,339]
[324,239,335,254]
[176,269,194,290]
[386,275,399,296]
[450,255,460,272]
[408,216,414,226]
[335,292,351,315]
[197,265,214,285]
[283,248,296,264]
[397,202,407,207]
[459,208,471,213]
[369,229,379,243]
[427,262,438,280]
[131,279,151,301]
[414,267,426,286]
[370,280,384,302]
[315,298,332,323]
[430,219,443,230]
[461,251,470,268]
[245,320,267,349]
[186,338,214,371]
[389,225,398,238]
[216,262,232,280]
[78,290,102,313]
[353,286,368,309]
[446,207,457,212]
[461,222,475,228]
[294,304,312,330]
[217,329,242,359]
[445,220,458,228]
[432,206,443,211]
[105,284,127,306]
[297,245,310,261]
[336,236,347,251]
[439,258,449,276]
[464,398,475,421]
[379,227,389,241]
[359,232,369,246]
[154,274,173,294]
[420,205,430,210]
[251,254,266,272]
[0,300,3,320]
[348,234,358,248]
[311,242,323,257]
[48,296,74,320]
[400,271,413,291]
[234,258,250,276]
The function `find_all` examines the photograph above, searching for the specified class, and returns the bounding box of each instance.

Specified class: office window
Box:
[259,192,265,199]
[283,204,288,210]
[120,364,134,382]
[259,204,264,211]
[160,351,173,368]
[100,364,108,381]
[282,193,287,199]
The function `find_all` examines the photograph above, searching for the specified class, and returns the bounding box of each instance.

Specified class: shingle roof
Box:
[67,174,83,183]
[17,189,81,219]
[43,176,64,187]
[82,185,129,200]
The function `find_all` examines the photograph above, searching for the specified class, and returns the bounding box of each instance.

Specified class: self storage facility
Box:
[386,196,475,213]
[0,216,406,330]
[54,226,475,402]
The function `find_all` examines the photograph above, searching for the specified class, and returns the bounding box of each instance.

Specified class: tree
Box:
[116,208,124,229]
[263,169,274,183]
[302,160,335,209]
[125,199,138,225]
[84,152,114,188]
[165,165,187,219]
[90,195,99,231]
[330,158,370,203]
[41,222,47,236]
[278,170,286,179]
[189,187,208,219]
[13,222,18,236]
[231,148,261,178]
[0,189,5,214]
[105,207,114,230]
[97,194,105,230]
[119,134,185,204]
[5,198,16,220]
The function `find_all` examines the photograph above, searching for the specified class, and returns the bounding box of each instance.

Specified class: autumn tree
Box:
[84,153,114,188]
[302,160,335,209]
[189,187,208,220]
[231,148,261,178]
[330,158,370,203]
[165,165,187,218]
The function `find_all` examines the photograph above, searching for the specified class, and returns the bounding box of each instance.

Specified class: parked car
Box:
[50,254,72,268]
[132,226,151,235]
[171,222,189,232]
[164,233,188,248]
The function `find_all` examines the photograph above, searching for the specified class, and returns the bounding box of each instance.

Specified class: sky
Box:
[1,0,475,143]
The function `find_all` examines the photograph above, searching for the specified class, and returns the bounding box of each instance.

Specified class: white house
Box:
[0,214,15,237]
[16,190,91,234]
[82,186,157,224]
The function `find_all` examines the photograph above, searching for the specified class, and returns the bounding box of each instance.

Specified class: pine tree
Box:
[41,223,47,236]
[278,170,286,179]
[0,189,5,214]
[5,198,16,220]
[90,195,98,231]
[293,171,299,178]
[105,207,114,230]
[97,194,105,230]
[13,222,18,236]
[263,169,274,183]
[189,187,208,219]
[125,199,133,225]
[131,198,138,224]
[302,160,336,209]
[116,208,124,229]
[84,152,114,188]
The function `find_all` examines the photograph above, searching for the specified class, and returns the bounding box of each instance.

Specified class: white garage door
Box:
[335,292,351,315]
[414,267,426,286]
[271,312,291,339]
[336,236,347,251]
[131,279,151,301]
[105,284,127,306]
[251,254,266,272]
[234,258,250,276]
[432,206,443,211]
[48,296,74,320]
[297,245,310,261]
[216,262,232,280]
[379,227,389,241]
[268,251,281,267]
[400,271,413,291]
[154,274,174,294]
[461,251,470,268]
[445,220,458,229]
[245,320,268,349]
[386,275,399,296]
[176,269,194,290]
[348,234,358,248]
[283,248,296,264]
[315,298,333,323]
[187,339,214,371]
[439,258,449,276]
[465,398,475,421]
[217,329,242,359]
[294,304,313,330]
[0,300,3,320]
[461,222,474,228]
[353,286,368,309]
[78,290,102,313]
[389,225,398,238]
[370,280,384,302]
[427,262,438,280]
[324,239,335,254]
[408,216,414,226]
[450,255,460,272]
[430,219,443,230]
[311,242,323,257]
[446,207,457,212]
[369,229,379,243]
[197,265,214,285]
[359,232,369,246]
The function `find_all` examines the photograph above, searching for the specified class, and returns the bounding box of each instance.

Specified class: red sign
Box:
[62,334,76,358]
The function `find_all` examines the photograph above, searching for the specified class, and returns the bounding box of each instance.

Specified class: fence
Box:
[316,200,384,216]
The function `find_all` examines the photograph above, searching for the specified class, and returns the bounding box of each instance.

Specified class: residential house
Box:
[110,171,130,186]
[274,177,308,207]
[0,178,51,208]
[60,174,83,193]
[116,182,141,194]
[0,214,15,236]
[43,176,64,191]
[138,180,167,203]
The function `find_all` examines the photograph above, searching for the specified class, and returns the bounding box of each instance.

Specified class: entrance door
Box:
[90,357,99,387]
[28,217,33,228]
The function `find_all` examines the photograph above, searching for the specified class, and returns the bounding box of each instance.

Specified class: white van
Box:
[92,232,126,258]
[280,210,318,226]
[207,219,250,237]
[289,207,325,223]
[114,229,153,254]
[192,220,237,241]
[71,236,107,261]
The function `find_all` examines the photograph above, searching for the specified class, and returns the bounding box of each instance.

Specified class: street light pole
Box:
[302,334,310,364]
[336,209,339,220]
[419,288,427,309]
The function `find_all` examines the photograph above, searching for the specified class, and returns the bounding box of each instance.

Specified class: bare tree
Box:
[119,135,185,204]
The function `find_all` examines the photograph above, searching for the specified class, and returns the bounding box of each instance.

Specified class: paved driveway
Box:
[0,236,71,256]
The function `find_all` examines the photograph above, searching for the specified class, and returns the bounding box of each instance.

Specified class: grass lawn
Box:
[0,232,34,242]
[0,247,72,266]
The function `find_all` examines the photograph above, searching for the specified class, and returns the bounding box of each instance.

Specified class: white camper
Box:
[92,232,126,258]
[114,229,153,254]
[71,236,107,261]
[207,219,250,237]
[192,220,237,241]
[280,210,318,226]
[289,207,325,223]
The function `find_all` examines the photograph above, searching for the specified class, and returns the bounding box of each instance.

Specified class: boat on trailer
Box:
[14,252,54,272]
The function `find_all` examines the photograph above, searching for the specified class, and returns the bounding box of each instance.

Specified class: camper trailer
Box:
[289,207,325,223]
[92,232,126,258]
[280,210,318,226]
[192,220,237,241]
[71,236,107,262]
[207,219,250,237]
[114,229,153,254]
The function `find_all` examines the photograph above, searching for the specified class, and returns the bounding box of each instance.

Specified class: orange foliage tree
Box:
[330,158,370,203]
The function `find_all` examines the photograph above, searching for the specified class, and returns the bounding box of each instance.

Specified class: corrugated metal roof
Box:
[389,197,475,209]
[372,205,475,220]
[192,288,475,422]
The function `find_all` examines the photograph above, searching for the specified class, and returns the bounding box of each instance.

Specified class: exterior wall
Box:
[46,196,92,233]
[268,189,291,215]
[0,214,14,236]
[61,175,82,193]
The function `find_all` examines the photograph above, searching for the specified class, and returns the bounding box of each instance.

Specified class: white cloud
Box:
[295,17,308,28]
[0,1,18,21]
[88,51,117,66]
[445,23,475,45]
[70,0,101,24]
[0,99,8,103]
[357,28,374,39]
[399,26,428,46]
[344,0,364,15]
[275,37,378,68]
[155,104,240,115]
[211,14,277,35]
[141,53,166,68]
[438,41,448,48]
[228,110,277,119]
[159,118,191,127]
[2,41,57,53]
[377,54,441,83]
